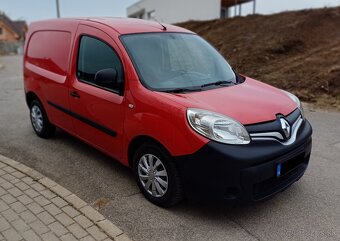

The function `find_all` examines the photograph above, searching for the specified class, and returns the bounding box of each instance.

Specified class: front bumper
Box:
[174,119,313,203]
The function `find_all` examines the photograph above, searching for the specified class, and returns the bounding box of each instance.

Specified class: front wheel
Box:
[133,143,184,207]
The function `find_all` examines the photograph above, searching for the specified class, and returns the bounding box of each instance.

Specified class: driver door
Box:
[68,24,126,160]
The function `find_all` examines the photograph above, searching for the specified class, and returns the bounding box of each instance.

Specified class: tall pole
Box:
[56,0,60,18]
[253,0,256,14]
[234,0,238,17]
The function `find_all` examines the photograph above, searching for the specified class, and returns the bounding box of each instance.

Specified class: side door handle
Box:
[70,91,80,99]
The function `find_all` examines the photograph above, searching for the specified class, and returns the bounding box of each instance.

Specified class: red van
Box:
[24,18,312,207]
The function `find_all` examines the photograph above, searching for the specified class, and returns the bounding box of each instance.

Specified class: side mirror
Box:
[94,68,118,89]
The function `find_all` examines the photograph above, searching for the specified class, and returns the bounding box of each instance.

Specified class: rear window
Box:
[27,31,71,76]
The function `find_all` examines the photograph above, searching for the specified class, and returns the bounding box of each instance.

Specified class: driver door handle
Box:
[70,91,80,99]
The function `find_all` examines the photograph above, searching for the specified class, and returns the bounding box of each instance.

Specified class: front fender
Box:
[122,86,208,164]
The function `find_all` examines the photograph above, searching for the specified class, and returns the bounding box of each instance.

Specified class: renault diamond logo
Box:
[280,118,291,139]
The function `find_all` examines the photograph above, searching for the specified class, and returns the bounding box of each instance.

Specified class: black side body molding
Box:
[47,101,117,138]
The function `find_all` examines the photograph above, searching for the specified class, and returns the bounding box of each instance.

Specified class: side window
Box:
[77,36,123,92]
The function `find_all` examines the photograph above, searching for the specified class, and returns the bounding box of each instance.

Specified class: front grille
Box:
[246,108,303,145]
[245,108,301,133]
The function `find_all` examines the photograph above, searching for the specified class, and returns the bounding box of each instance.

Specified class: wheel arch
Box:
[25,91,40,107]
[127,135,170,168]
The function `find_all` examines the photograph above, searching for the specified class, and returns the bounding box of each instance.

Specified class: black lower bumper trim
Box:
[174,119,313,203]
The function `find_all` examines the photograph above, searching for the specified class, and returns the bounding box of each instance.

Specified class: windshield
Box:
[121,33,236,92]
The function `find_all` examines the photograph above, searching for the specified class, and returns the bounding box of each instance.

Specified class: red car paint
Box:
[157,78,297,125]
[23,18,298,166]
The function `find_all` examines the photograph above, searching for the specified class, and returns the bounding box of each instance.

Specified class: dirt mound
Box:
[178,7,340,109]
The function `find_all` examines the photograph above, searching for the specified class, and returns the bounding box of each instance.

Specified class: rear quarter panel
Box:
[24,20,79,132]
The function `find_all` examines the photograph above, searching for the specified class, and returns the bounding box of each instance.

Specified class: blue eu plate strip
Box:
[277,163,282,177]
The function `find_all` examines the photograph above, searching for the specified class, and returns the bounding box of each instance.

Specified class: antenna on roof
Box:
[155,20,167,31]
[160,23,167,31]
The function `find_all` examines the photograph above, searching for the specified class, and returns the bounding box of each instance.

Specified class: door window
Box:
[77,36,124,92]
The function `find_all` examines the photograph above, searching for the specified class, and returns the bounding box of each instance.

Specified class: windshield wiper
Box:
[201,80,234,88]
[163,87,202,93]
[161,80,234,93]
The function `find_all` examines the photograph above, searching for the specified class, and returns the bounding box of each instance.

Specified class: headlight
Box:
[283,90,304,118]
[187,108,250,145]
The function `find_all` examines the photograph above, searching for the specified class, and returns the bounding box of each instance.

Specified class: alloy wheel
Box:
[138,154,168,197]
[31,105,43,133]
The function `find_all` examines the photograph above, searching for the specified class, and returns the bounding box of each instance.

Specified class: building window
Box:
[147,10,155,20]
[221,7,228,18]
[0,27,3,35]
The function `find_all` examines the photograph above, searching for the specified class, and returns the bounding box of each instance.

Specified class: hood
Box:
[156,77,298,125]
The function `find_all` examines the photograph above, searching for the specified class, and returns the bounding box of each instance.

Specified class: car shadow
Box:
[52,128,301,220]
[171,183,302,223]
[50,128,138,200]
[53,128,132,174]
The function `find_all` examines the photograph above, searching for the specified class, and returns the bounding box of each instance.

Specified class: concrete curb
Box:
[0,154,133,241]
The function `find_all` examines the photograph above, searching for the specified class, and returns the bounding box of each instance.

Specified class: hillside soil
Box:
[178,7,340,110]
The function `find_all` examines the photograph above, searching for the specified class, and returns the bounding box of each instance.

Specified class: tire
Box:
[29,99,56,138]
[133,142,184,207]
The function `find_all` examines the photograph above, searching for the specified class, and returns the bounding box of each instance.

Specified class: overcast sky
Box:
[1,0,340,23]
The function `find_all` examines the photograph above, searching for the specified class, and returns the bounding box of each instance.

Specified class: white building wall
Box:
[127,0,222,24]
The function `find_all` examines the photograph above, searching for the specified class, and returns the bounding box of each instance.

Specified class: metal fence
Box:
[0,41,24,55]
